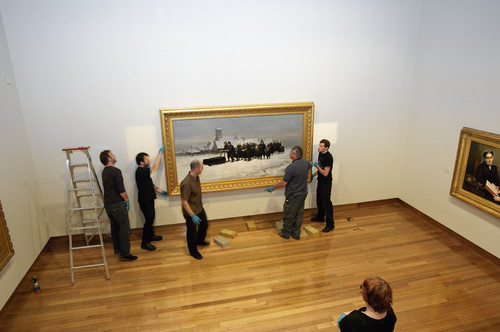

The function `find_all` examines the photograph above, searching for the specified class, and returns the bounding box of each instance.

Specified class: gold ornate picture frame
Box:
[0,200,15,270]
[160,102,314,195]
[450,127,500,219]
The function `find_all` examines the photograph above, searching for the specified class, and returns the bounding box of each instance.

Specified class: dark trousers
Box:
[282,193,307,238]
[139,199,156,243]
[183,208,208,256]
[316,181,334,226]
[105,202,131,257]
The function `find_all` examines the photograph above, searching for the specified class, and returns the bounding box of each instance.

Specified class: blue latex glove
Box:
[265,186,274,193]
[160,190,168,197]
[125,201,130,212]
[191,214,201,225]
[159,144,165,154]
[313,161,319,168]
[337,313,347,326]
[309,161,313,166]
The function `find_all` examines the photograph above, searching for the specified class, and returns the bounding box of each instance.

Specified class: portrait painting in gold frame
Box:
[160,102,314,195]
[450,127,500,219]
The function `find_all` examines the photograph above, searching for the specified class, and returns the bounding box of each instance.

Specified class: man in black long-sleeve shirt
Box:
[100,150,137,261]
[135,147,167,251]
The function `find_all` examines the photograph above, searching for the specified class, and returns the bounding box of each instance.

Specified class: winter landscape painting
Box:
[160,103,314,195]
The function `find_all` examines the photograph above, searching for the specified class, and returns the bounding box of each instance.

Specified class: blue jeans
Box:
[105,202,131,257]
[282,193,307,238]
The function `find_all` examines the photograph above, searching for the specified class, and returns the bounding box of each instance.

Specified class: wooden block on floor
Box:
[220,229,238,239]
[300,228,309,239]
[213,235,230,248]
[246,221,257,231]
[304,225,319,237]
[275,221,283,231]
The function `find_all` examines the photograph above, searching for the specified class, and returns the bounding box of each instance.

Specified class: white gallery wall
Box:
[401,1,500,258]
[0,0,499,311]
[0,11,48,310]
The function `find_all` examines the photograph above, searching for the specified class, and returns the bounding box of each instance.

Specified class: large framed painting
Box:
[450,127,500,218]
[0,200,15,270]
[160,102,314,195]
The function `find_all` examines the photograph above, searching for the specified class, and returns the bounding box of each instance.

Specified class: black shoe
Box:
[291,234,300,240]
[197,241,210,246]
[141,242,156,251]
[114,250,119,255]
[311,217,324,222]
[278,231,290,239]
[120,254,138,261]
[322,225,335,233]
[151,235,163,241]
[192,252,203,260]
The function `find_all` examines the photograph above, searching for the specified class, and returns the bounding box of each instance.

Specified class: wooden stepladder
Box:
[63,147,109,284]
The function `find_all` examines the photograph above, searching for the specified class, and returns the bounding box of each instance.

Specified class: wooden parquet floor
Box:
[1,199,500,331]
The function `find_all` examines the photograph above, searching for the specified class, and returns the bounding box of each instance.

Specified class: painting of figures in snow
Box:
[173,114,302,182]
[160,103,314,195]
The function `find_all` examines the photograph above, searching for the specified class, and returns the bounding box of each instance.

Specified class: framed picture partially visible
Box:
[450,127,500,218]
[160,102,314,195]
[0,200,15,270]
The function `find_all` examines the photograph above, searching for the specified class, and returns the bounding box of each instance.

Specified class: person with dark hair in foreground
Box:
[180,160,209,260]
[135,146,168,252]
[338,276,396,331]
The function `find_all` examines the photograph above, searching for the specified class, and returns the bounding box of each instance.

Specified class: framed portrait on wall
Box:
[450,127,500,218]
[0,200,15,270]
[160,102,314,195]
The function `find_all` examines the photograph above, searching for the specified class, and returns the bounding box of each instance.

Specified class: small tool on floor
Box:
[32,276,41,293]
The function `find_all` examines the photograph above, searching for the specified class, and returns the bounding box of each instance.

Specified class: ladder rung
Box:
[82,218,107,224]
[69,163,89,167]
[72,263,105,270]
[73,179,92,183]
[76,194,96,198]
[72,244,103,250]
[70,206,103,211]
[76,193,103,198]
[69,187,93,191]
[70,226,100,231]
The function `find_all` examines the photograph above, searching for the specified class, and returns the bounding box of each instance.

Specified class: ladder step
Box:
[72,263,106,270]
[70,206,104,211]
[73,179,93,183]
[70,226,100,231]
[82,218,107,224]
[76,194,99,198]
[72,244,103,250]
[69,163,89,167]
[69,187,93,191]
